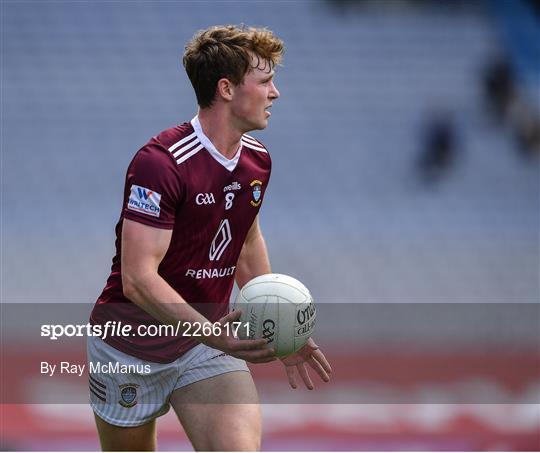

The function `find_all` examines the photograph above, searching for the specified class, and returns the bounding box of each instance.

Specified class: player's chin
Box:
[246,115,269,131]
[256,118,269,130]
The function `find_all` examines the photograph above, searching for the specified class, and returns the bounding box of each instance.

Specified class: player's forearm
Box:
[235,233,271,289]
[123,272,209,330]
[123,272,254,352]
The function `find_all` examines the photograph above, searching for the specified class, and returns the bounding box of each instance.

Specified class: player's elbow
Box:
[121,266,158,304]
[121,270,139,301]
[122,282,135,301]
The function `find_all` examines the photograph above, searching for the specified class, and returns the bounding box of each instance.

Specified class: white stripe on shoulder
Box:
[172,139,201,158]
[242,134,263,146]
[168,131,197,153]
[242,140,267,153]
[176,143,204,164]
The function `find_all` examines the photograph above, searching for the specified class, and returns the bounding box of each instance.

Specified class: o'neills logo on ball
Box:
[250,180,263,207]
[296,317,316,336]
[296,304,316,325]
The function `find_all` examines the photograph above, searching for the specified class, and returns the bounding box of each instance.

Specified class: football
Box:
[233,273,316,358]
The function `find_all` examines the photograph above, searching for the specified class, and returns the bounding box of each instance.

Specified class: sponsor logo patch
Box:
[127,185,161,217]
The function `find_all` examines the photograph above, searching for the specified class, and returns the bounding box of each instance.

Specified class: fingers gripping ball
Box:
[234,274,316,358]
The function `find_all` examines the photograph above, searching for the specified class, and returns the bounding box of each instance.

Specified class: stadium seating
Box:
[4,1,537,306]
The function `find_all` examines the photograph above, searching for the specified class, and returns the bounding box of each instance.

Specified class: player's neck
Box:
[197,108,242,159]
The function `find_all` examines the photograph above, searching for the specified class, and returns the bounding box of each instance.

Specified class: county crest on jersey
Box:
[91,116,272,363]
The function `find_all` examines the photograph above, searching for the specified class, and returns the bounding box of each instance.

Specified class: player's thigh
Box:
[170,371,261,451]
[94,413,156,451]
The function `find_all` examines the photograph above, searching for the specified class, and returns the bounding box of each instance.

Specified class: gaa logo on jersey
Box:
[127,185,161,217]
[196,193,216,205]
[118,383,139,408]
[250,180,263,207]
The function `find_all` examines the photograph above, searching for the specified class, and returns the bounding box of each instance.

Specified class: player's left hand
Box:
[280,338,332,390]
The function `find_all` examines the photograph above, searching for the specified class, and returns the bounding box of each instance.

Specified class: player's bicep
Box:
[121,218,172,286]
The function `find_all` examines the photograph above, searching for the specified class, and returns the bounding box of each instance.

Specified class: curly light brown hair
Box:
[183,25,284,108]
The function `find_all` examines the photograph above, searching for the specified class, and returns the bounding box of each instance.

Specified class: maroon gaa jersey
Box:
[90,116,271,363]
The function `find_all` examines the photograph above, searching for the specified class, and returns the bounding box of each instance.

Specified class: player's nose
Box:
[269,81,280,100]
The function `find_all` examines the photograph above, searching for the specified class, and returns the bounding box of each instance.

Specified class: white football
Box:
[233,273,316,358]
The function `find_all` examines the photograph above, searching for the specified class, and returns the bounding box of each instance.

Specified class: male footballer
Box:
[88,25,331,451]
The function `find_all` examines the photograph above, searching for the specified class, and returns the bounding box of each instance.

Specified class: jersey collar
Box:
[191,116,242,172]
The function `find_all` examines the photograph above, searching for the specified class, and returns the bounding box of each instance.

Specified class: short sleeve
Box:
[122,145,183,229]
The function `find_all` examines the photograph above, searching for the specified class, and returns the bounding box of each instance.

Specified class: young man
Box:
[88,25,331,451]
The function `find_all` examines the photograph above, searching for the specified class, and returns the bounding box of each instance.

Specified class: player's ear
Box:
[216,78,234,102]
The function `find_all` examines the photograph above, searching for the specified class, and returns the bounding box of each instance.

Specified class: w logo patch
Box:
[127,184,162,217]
[137,187,153,200]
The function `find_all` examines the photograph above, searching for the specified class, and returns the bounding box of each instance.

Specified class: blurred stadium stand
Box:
[486,0,540,155]
[2,1,538,304]
[490,0,539,100]
[2,0,539,450]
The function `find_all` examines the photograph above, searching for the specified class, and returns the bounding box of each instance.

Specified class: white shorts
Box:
[87,335,249,427]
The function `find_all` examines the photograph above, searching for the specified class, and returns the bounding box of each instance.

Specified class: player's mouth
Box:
[265,104,272,117]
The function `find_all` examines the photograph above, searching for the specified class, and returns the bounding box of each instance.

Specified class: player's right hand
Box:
[202,310,277,364]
